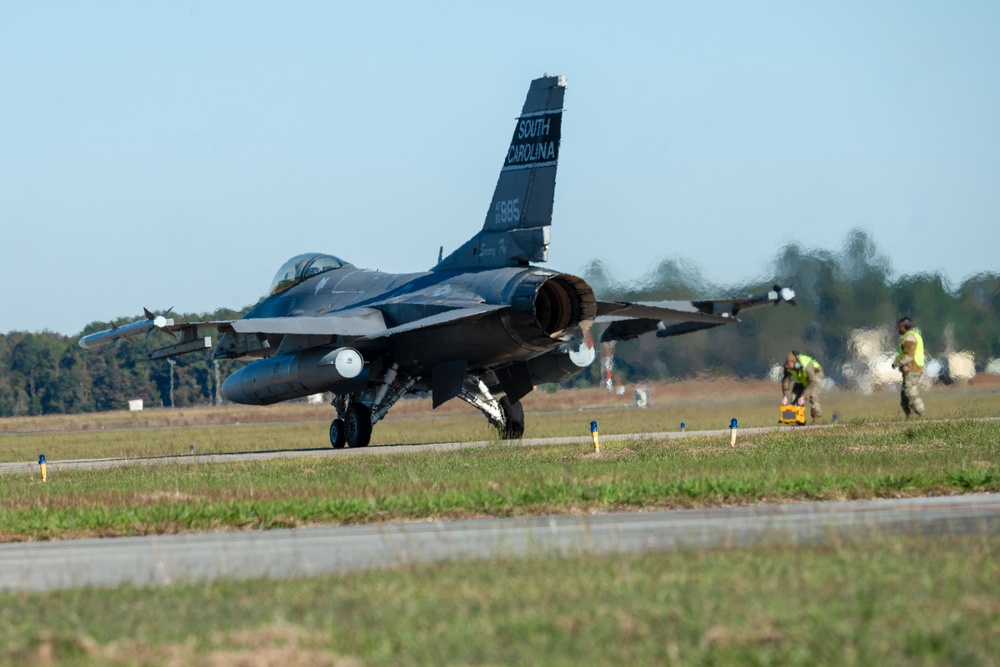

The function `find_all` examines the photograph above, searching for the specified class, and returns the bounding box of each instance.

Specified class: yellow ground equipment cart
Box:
[779,404,806,425]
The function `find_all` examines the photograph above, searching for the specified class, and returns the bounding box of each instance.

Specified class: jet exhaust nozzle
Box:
[221,347,365,406]
[506,272,596,351]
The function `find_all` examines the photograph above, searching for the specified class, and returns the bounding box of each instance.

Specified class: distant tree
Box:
[954,273,1000,364]
[891,273,958,355]
[8,334,65,415]
[578,228,996,386]
[50,345,95,413]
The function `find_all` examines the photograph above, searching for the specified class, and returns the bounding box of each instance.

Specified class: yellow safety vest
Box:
[788,354,821,386]
[898,330,925,369]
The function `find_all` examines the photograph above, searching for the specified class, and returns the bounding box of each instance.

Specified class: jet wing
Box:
[79,306,393,359]
[222,303,504,360]
[359,304,505,341]
[208,307,391,359]
[226,308,387,337]
[224,305,506,348]
[597,285,795,342]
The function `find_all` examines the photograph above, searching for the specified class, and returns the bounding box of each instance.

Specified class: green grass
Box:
[3,420,998,541]
[1,535,998,666]
[3,383,1000,463]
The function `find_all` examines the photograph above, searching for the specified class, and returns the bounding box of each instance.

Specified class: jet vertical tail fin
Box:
[435,75,566,271]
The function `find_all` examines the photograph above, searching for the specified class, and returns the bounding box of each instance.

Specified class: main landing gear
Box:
[458,378,525,440]
[490,396,525,439]
[329,403,372,448]
[327,368,526,449]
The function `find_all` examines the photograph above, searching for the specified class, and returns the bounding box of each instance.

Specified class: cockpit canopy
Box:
[268,253,346,296]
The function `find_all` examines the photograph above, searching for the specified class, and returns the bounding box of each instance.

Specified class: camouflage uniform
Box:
[893,326,926,418]
[781,352,824,424]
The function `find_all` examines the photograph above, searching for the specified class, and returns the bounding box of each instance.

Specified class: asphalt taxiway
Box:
[1,494,996,591]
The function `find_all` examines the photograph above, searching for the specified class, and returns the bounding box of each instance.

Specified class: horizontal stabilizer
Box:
[595,284,795,343]
[655,321,724,338]
[690,285,797,315]
[595,301,732,325]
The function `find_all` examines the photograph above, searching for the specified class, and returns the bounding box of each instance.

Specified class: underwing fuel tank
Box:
[221,347,365,406]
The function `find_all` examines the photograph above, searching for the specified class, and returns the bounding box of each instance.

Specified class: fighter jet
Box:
[80,75,795,448]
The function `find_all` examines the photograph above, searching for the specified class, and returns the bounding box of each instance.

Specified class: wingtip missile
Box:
[767,285,796,306]
[79,309,175,349]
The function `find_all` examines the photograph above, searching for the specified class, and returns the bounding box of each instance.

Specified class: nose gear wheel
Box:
[329,418,347,449]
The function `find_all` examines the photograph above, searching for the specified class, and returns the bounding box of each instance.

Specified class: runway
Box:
[1,494,997,591]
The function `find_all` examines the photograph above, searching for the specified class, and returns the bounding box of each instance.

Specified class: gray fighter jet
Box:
[80,75,794,447]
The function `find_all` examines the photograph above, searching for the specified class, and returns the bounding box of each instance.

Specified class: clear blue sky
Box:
[3,2,999,335]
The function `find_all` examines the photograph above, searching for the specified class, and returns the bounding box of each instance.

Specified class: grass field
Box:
[1,380,998,665]
[3,377,1000,462]
[1,410,998,542]
[1,536,998,666]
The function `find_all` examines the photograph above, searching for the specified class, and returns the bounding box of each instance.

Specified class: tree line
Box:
[0,308,245,417]
[573,229,1000,388]
[2,230,998,416]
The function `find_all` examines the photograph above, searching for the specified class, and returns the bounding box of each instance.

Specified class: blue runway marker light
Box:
[680,422,685,432]
[832,414,838,423]
[729,418,738,429]
[39,454,47,482]
[590,420,600,453]
[729,418,738,448]
[189,444,195,454]
[38,454,46,464]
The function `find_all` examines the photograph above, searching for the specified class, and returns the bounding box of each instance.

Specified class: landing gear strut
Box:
[327,367,417,449]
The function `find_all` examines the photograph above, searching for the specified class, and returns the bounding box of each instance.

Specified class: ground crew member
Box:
[892,317,925,418]
[781,351,824,424]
